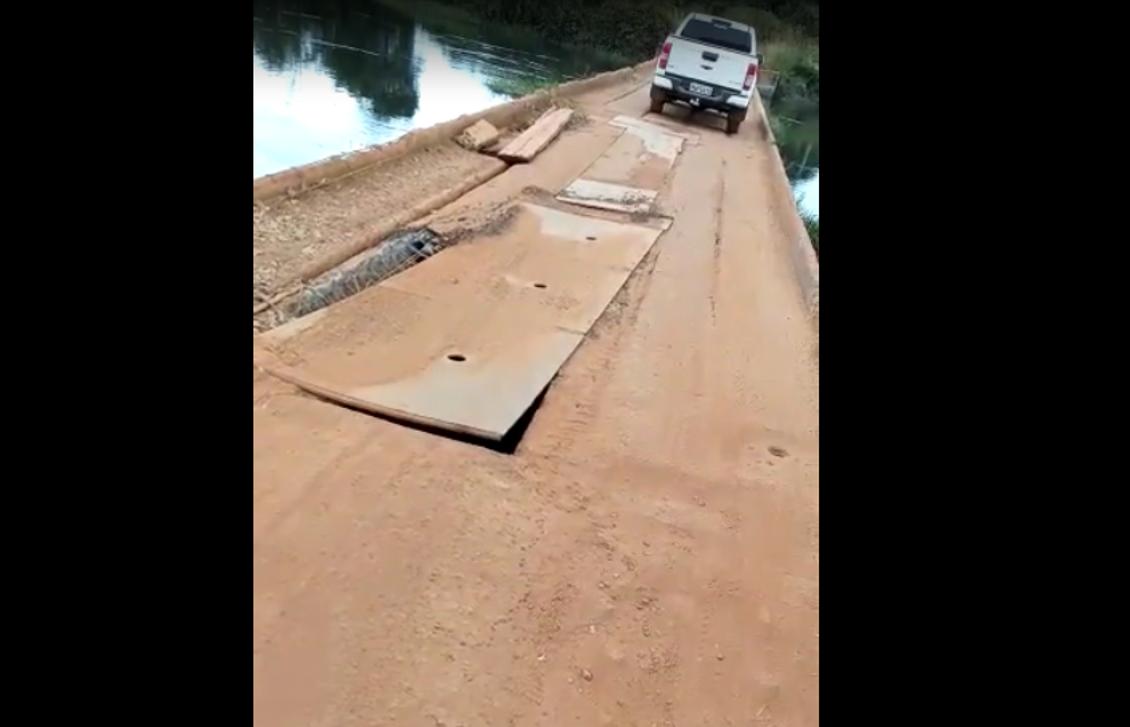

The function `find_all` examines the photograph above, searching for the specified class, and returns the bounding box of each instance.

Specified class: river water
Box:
[253,0,624,178]
[793,170,818,218]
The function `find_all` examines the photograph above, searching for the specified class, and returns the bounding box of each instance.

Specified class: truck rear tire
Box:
[649,87,667,115]
[726,110,746,135]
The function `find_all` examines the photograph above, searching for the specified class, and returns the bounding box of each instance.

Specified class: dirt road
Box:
[254,75,818,726]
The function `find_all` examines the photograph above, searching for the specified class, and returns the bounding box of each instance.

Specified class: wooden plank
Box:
[498,107,574,163]
[455,119,500,151]
[262,203,667,441]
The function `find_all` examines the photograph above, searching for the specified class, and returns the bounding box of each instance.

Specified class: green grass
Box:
[485,75,554,98]
[720,5,801,43]
[763,38,818,74]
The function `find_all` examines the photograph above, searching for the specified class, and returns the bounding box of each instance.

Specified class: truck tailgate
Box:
[666,39,748,91]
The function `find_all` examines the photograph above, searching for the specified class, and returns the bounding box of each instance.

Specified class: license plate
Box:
[688,81,713,96]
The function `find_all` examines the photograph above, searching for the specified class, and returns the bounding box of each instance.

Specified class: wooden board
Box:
[455,119,500,151]
[498,107,574,163]
[263,204,668,441]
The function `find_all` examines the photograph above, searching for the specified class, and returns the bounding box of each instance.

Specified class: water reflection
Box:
[253,0,623,178]
[255,1,419,116]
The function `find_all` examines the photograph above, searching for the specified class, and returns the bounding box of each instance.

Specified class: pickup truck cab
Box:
[650,13,760,134]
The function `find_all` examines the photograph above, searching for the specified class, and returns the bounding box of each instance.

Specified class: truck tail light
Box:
[743,62,758,90]
[658,41,672,69]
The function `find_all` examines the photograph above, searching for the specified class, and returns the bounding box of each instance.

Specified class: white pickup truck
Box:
[650,13,761,134]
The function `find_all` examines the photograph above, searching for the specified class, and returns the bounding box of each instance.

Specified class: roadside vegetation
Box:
[431,1,818,61]
[764,38,819,182]
[484,75,564,99]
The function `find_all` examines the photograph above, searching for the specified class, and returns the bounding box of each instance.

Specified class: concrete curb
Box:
[253,59,656,203]
[753,94,819,321]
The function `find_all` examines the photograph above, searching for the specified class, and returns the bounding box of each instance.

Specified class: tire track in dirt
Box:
[710,159,727,324]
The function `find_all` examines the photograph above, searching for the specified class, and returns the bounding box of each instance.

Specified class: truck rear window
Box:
[680,19,752,54]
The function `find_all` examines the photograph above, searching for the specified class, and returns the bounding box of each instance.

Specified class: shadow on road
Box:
[646,104,729,135]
